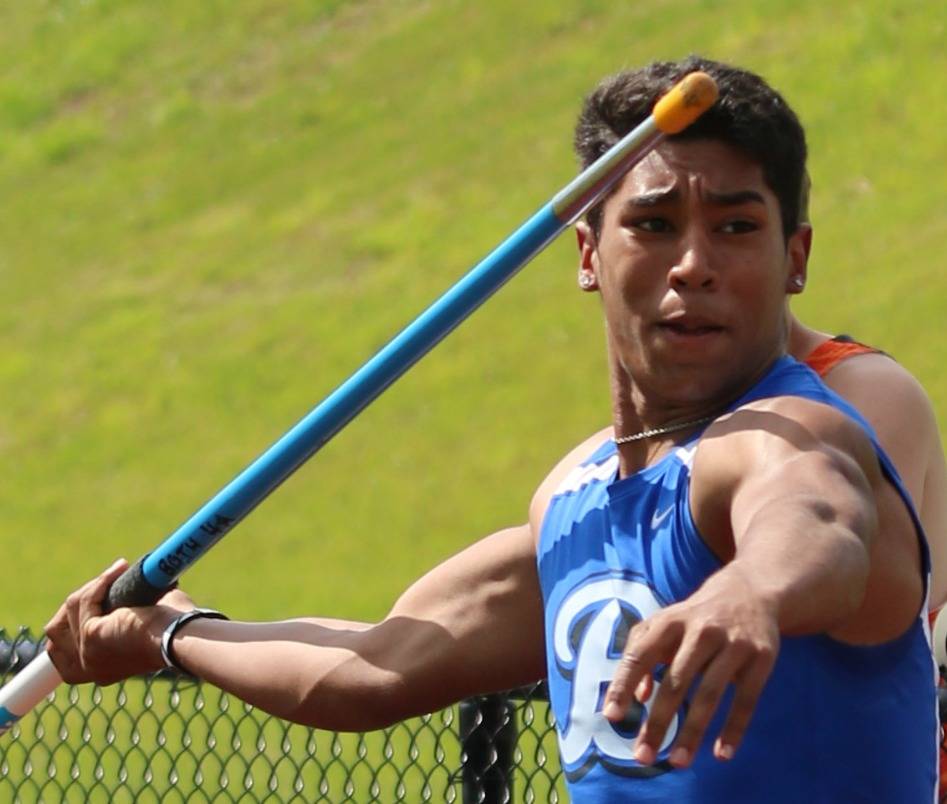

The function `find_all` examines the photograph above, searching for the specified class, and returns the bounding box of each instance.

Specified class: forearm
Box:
[170,617,411,731]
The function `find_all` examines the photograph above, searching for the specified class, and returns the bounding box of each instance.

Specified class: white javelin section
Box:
[0,650,62,733]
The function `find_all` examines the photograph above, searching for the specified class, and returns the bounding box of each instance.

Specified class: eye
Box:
[719,219,758,234]
[632,217,673,234]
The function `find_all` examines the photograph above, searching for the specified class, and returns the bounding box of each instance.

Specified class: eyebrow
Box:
[622,188,767,209]
[704,189,766,207]
[624,189,679,208]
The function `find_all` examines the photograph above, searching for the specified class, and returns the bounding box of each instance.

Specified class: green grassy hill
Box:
[2,0,945,628]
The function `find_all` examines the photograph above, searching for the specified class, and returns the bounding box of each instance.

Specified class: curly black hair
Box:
[574,56,807,241]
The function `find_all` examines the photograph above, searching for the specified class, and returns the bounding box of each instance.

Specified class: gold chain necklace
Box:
[613,414,716,445]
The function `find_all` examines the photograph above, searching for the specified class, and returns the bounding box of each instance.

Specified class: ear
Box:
[785,223,810,295]
[575,221,600,292]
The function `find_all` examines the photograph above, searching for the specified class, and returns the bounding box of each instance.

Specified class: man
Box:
[46,58,937,800]
[574,163,947,609]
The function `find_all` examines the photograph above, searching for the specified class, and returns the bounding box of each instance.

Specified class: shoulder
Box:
[689,395,884,562]
[820,351,940,498]
[823,353,940,449]
[528,426,613,541]
[693,396,881,517]
[823,351,934,418]
[699,394,877,467]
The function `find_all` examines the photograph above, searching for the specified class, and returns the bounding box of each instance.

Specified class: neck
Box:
[607,355,720,474]
[787,311,831,361]
[607,349,781,477]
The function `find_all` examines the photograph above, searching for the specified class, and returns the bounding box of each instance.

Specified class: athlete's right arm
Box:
[46,524,546,732]
[46,432,611,730]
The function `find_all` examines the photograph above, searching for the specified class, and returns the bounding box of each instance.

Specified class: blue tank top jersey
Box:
[537,356,937,803]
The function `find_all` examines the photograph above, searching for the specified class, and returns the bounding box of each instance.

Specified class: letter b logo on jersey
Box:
[551,573,680,780]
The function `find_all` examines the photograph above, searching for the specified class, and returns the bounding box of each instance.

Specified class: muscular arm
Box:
[159,433,617,729]
[48,430,619,732]
[694,397,917,641]
[177,525,546,730]
[47,525,546,732]
[603,396,923,767]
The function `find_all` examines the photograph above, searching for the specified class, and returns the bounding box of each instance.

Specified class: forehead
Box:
[617,139,770,201]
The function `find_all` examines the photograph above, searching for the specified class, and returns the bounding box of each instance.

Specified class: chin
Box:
[648,365,747,408]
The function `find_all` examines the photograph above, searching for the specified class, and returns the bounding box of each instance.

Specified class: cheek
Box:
[598,245,665,301]
[730,271,789,331]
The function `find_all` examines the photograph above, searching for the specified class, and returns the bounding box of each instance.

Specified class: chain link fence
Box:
[1,628,565,803]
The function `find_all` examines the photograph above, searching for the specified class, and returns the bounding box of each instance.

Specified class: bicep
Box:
[382,433,613,705]
[383,525,546,704]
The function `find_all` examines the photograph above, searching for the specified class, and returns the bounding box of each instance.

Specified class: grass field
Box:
[1,3,946,785]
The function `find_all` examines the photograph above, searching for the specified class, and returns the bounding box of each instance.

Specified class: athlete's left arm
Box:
[601,396,924,769]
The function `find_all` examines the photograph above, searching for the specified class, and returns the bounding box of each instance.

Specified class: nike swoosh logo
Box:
[651,507,673,529]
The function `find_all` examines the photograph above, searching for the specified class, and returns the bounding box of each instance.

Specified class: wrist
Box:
[711,561,782,623]
[160,608,229,675]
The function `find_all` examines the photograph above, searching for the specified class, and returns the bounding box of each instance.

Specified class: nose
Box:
[668,231,716,290]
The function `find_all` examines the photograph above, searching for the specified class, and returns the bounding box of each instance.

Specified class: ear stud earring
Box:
[578,272,597,290]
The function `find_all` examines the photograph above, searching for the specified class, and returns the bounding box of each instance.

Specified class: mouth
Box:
[656,315,726,338]
[659,322,724,336]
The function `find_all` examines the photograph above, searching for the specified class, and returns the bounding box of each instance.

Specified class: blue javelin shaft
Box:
[0,71,717,734]
[109,116,672,604]
[138,202,565,590]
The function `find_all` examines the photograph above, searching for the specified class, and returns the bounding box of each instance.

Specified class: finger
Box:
[714,649,776,761]
[604,619,679,725]
[63,588,83,651]
[78,558,129,622]
[45,603,84,681]
[635,673,653,704]
[44,639,80,682]
[664,648,745,767]
[74,559,128,659]
[634,630,721,766]
[43,604,69,641]
[64,559,126,628]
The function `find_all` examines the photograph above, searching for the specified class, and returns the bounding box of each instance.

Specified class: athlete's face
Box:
[577,139,808,411]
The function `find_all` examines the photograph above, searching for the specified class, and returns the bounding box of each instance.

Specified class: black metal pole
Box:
[459,693,516,804]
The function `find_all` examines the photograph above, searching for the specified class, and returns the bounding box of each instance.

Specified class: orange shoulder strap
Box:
[804,337,882,378]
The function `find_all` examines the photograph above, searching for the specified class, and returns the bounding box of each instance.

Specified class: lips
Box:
[661,321,723,336]
[657,314,725,337]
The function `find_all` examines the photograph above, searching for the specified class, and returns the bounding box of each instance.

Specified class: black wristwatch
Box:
[160,608,229,674]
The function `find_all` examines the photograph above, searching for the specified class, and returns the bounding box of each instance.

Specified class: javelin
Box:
[0,72,718,735]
